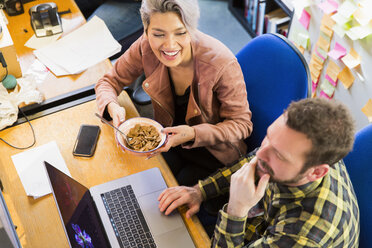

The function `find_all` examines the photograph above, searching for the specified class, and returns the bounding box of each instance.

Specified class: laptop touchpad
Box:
[138,190,184,236]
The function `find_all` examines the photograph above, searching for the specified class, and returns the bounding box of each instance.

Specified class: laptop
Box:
[44,161,195,248]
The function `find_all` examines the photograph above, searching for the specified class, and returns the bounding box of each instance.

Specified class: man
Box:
[158,98,359,247]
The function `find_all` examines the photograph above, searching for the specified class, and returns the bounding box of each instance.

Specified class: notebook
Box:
[44,161,195,248]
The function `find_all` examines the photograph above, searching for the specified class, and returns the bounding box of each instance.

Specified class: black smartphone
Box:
[73,125,101,157]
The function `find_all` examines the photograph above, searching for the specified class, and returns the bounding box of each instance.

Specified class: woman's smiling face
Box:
[146,12,192,68]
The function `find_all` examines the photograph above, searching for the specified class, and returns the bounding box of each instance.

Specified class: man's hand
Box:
[158,185,203,218]
[107,102,126,128]
[227,157,270,218]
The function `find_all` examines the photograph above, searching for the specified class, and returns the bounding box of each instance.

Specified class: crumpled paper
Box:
[0,76,43,130]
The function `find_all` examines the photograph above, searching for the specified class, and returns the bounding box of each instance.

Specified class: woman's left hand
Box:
[146,125,195,159]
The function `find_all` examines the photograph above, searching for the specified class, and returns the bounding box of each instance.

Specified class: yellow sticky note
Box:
[326,60,341,82]
[341,48,361,69]
[312,53,325,66]
[320,24,334,38]
[338,66,355,89]
[317,36,331,51]
[321,14,336,29]
[361,99,372,122]
[353,8,372,26]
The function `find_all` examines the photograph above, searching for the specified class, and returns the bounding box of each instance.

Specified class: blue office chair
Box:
[343,124,372,247]
[236,33,310,152]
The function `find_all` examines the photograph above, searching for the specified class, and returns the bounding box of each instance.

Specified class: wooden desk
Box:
[5,0,111,100]
[0,93,211,247]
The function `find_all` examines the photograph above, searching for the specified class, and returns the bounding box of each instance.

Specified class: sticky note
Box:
[316,46,328,59]
[353,8,372,26]
[338,66,355,89]
[317,35,331,51]
[321,14,336,29]
[318,0,339,14]
[315,46,326,61]
[341,48,361,69]
[299,9,311,30]
[331,13,352,26]
[333,24,346,38]
[338,0,358,18]
[293,0,313,18]
[312,80,318,92]
[320,91,332,99]
[325,74,338,86]
[328,42,347,60]
[326,60,341,82]
[346,25,372,40]
[320,24,334,38]
[320,80,336,97]
[294,32,310,49]
[361,99,372,122]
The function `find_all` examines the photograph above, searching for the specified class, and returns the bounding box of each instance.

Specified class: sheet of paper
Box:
[318,0,339,14]
[338,66,355,89]
[341,48,361,69]
[338,0,358,18]
[328,42,347,60]
[361,99,372,122]
[11,141,71,199]
[34,16,121,76]
[24,18,75,50]
[299,9,311,30]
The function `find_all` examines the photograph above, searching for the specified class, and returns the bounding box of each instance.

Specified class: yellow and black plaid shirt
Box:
[199,155,360,247]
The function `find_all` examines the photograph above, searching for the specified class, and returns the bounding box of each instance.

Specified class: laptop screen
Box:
[45,162,110,248]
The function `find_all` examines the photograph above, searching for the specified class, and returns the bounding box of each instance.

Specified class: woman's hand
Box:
[145,125,195,159]
[157,125,195,151]
[107,102,126,128]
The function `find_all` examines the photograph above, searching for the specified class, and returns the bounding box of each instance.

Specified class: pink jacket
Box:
[95,31,252,165]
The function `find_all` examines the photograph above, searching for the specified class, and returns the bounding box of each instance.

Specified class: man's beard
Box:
[255,158,306,185]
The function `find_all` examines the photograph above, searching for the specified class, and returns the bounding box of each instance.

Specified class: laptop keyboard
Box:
[101,185,156,248]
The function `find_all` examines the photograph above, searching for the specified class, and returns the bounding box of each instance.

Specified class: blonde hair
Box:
[140,0,200,34]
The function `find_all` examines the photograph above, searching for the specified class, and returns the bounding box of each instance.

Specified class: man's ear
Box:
[305,164,330,182]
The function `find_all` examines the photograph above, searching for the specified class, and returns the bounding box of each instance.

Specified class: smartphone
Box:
[73,125,101,157]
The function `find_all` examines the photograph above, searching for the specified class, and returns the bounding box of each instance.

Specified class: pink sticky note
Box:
[325,74,338,86]
[328,42,347,60]
[320,91,333,99]
[312,80,318,92]
[299,9,311,30]
[318,0,339,14]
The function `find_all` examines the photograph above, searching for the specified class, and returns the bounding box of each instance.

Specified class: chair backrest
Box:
[343,124,372,247]
[236,33,310,152]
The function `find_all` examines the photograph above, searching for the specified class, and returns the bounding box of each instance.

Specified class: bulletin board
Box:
[288,0,372,131]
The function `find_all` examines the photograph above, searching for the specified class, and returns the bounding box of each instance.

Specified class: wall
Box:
[288,1,372,131]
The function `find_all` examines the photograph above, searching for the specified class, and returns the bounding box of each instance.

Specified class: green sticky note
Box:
[316,46,328,59]
[320,79,336,97]
[320,31,331,42]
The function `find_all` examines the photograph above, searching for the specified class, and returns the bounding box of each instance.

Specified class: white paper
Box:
[33,16,121,76]
[24,18,75,50]
[11,141,71,199]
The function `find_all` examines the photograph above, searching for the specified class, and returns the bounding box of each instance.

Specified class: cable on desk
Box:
[0,108,36,150]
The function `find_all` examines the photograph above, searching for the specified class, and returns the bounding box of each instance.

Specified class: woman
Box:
[95,0,252,186]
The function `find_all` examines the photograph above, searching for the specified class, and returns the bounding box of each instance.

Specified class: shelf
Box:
[228,0,293,38]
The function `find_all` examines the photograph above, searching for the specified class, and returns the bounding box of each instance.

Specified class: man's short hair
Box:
[285,98,355,170]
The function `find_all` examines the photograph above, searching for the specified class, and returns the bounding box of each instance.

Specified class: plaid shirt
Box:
[198,155,360,247]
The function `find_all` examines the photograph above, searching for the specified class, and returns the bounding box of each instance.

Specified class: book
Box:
[256,0,267,35]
